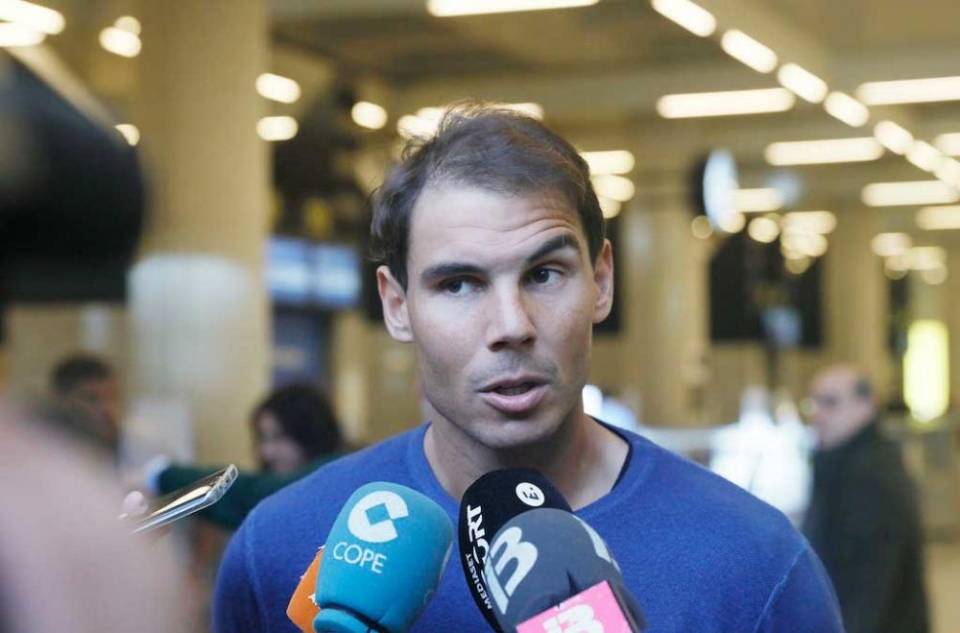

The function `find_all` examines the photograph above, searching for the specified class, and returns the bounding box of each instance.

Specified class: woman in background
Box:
[148,383,347,530]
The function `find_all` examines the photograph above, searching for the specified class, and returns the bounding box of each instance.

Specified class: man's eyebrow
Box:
[419,233,583,285]
[525,233,582,264]
[420,262,485,285]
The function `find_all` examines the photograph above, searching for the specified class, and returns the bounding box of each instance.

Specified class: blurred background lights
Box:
[427,0,598,17]
[904,320,950,421]
[720,29,777,73]
[351,101,388,130]
[0,0,64,35]
[256,73,301,104]
[115,124,139,146]
[777,63,828,103]
[650,0,715,37]
[257,116,298,141]
[747,216,780,243]
[0,21,44,46]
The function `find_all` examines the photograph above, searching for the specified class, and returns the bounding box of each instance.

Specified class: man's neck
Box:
[423,410,629,510]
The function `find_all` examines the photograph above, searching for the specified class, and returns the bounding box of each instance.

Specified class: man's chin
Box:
[469,416,560,451]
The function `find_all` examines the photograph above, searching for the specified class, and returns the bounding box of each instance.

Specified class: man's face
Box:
[378,185,613,450]
[808,370,875,449]
[67,377,121,446]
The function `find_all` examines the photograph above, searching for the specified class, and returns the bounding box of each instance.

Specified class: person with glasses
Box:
[803,364,929,633]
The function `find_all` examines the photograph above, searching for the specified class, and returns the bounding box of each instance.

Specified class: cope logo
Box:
[347,490,409,543]
[515,482,546,507]
[334,490,409,575]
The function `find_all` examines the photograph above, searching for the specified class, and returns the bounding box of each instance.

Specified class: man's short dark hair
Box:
[370,103,606,288]
[50,354,114,395]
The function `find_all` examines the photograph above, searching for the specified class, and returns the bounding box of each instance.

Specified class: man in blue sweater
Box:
[213,105,843,632]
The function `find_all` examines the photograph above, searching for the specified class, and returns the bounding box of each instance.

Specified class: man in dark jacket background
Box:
[804,364,929,633]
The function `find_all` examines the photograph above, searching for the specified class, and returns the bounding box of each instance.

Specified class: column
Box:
[130,0,270,465]
[823,207,890,398]
[620,202,709,426]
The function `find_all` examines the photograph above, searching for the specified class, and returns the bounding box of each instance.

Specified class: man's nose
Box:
[486,285,536,351]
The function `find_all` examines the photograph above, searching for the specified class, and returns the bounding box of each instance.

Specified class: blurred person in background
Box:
[803,364,929,633]
[48,353,122,456]
[141,383,347,530]
[0,398,190,633]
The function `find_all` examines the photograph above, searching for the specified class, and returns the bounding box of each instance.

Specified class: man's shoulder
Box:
[611,429,805,549]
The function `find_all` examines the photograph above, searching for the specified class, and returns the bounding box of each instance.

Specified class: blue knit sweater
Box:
[213,422,843,632]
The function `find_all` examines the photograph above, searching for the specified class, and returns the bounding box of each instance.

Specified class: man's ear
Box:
[377,265,413,342]
[592,239,614,324]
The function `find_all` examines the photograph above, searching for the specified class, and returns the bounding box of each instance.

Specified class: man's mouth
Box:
[478,377,549,415]
[491,383,538,396]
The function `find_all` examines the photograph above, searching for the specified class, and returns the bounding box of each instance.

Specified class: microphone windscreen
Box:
[313,482,453,633]
[482,508,646,632]
[286,546,324,633]
[458,469,570,631]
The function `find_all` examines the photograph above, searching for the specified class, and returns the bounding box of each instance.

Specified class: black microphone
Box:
[458,469,572,631]
[482,507,646,632]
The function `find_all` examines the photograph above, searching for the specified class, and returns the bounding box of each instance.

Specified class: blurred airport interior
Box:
[2,0,960,631]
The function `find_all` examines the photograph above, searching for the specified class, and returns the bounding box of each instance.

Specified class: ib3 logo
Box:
[333,490,409,574]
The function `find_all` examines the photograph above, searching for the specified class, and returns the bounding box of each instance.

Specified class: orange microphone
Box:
[286,546,325,632]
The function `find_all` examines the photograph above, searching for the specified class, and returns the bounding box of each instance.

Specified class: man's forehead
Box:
[409,185,585,253]
[811,368,859,394]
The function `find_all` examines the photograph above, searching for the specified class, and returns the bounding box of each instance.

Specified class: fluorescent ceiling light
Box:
[917,205,960,230]
[99,26,140,57]
[906,141,944,173]
[935,133,960,156]
[114,15,140,35]
[351,101,388,130]
[398,103,540,139]
[657,88,794,118]
[591,174,635,202]
[871,232,912,257]
[777,63,828,103]
[935,158,960,187]
[257,116,298,141]
[115,123,139,146]
[0,0,64,35]
[823,92,869,127]
[427,0,598,17]
[862,181,960,207]
[720,29,777,73]
[764,137,882,166]
[873,121,914,155]
[502,102,544,119]
[782,230,828,257]
[908,246,947,271]
[782,211,836,234]
[735,188,783,212]
[717,211,746,234]
[0,21,43,46]
[581,150,635,175]
[598,196,622,219]
[748,216,780,243]
[651,0,715,37]
[256,73,301,104]
[858,76,960,105]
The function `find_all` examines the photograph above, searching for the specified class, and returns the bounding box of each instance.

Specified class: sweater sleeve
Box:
[753,545,845,633]
[212,518,265,633]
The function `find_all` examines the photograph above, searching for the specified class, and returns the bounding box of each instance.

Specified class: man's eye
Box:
[440,278,473,295]
[530,268,560,285]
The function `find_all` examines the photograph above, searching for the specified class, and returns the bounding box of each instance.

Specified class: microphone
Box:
[312,482,454,633]
[482,508,646,632]
[458,469,572,631]
[286,546,324,633]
